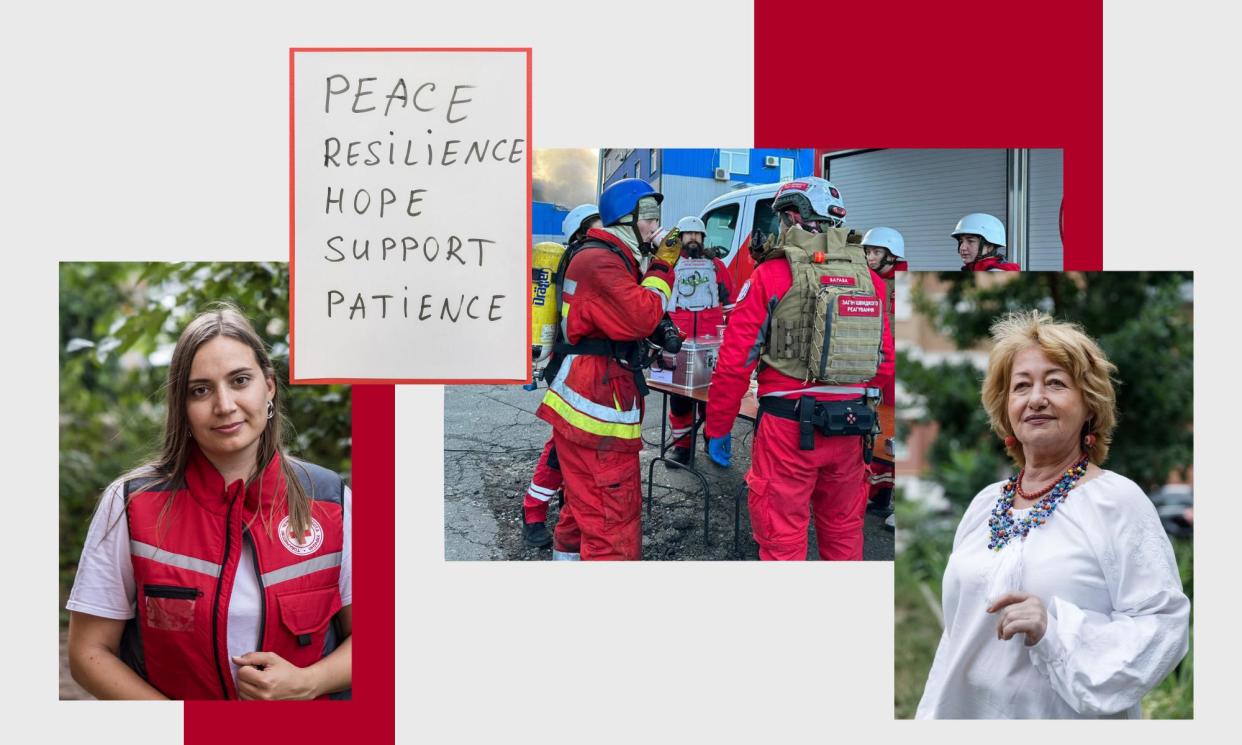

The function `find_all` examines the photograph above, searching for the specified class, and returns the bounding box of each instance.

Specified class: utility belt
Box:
[545,338,650,396]
[758,392,879,460]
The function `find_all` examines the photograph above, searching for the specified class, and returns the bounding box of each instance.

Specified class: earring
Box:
[266,400,274,420]
[1003,435,1017,448]
[1084,433,1097,448]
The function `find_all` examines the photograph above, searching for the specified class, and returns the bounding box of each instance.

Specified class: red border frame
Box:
[754,0,1102,272]
[288,48,534,384]
[184,386,394,743]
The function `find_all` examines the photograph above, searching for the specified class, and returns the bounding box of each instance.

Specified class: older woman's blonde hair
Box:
[981,310,1118,467]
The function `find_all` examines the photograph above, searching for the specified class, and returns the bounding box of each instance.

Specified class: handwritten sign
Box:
[291,48,530,383]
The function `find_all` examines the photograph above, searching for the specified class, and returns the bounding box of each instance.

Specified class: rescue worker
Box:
[66,305,351,699]
[954,213,1019,271]
[862,226,908,280]
[861,227,905,528]
[535,178,681,560]
[522,204,601,549]
[703,178,895,560]
[665,215,736,464]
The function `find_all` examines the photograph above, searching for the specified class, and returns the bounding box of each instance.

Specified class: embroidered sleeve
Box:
[1027,484,1190,715]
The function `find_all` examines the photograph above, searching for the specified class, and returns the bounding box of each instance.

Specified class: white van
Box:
[697,183,783,291]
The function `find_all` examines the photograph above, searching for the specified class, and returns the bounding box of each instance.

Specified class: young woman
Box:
[67,305,351,700]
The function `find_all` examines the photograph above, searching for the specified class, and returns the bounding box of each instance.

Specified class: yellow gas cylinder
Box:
[531,241,566,363]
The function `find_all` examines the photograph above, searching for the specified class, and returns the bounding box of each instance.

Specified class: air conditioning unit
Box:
[763,155,779,167]
[713,167,729,181]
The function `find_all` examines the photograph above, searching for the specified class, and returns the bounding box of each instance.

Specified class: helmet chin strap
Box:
[632,209,654,255]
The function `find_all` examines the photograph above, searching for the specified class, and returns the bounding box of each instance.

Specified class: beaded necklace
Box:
[987,456,1090,552]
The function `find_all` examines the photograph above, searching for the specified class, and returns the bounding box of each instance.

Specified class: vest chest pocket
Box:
[276,585,343,659]
[143,584,202,632]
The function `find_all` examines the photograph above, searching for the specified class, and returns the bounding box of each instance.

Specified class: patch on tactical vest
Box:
[762,226,884,384]
[279,515,325,556]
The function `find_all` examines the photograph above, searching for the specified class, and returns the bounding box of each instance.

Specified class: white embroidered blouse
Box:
[916,470,1190,719]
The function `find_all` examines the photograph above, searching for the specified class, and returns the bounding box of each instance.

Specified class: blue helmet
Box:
[599,178,663,227]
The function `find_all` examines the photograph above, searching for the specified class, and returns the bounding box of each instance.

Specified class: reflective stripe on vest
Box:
[546,355,642,426]
[130,540,223,577]
[260,551,343,587]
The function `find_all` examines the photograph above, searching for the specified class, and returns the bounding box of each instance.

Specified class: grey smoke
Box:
[533,149,598,208]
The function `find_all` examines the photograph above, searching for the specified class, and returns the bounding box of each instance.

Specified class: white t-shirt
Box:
[916,470,1189,719]
[67,479,352,686]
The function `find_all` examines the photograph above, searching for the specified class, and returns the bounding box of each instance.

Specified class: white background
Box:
[293,50,527,381]
[3,0,1235,741]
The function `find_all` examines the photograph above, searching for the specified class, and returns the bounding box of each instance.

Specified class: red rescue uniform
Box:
[523,436,562,524]
[705,251,895,560]
[123,446,346,699]
[963,255,1020,272]
[868,261,905,506]
[667,253,736,448]
[535,228,675,559]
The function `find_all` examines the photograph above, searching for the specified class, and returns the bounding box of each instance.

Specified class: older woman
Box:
[916,311,1189,719]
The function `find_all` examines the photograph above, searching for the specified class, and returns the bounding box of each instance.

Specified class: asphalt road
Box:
[445,384,894,561]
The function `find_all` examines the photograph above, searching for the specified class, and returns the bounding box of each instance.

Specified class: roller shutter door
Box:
[826,149,1008,270]
[1027,149,1064,270]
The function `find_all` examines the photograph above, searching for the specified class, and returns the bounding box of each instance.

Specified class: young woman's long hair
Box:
[126,303,312,541]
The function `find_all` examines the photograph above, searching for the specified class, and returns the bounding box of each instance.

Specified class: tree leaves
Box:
[59,262,352,613]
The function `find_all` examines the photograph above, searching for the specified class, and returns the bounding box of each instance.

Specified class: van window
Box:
[754,198,780,243]
[703,203,740,258]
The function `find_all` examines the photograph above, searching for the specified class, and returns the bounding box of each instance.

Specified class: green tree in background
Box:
[903,272,1193,505]
[59,262,351,621]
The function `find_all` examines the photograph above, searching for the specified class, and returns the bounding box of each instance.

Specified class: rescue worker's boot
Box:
[670,446,692,465]
[523,518,553,549]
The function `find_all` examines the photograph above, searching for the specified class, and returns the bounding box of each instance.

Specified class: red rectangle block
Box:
[838,296,881,317]
[821,275,857,286]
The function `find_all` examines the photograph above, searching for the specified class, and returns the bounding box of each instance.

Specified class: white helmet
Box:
[676,216,706,235]
[772,177,847,227]
[562,203,600,243]
[861,227,905,259]
[951,213,1005,247]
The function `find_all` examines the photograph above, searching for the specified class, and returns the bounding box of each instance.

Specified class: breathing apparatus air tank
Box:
[531,241,566,364]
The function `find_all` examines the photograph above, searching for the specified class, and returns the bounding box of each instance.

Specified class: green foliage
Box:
[897,349,1005,510]
[59,263,351,621]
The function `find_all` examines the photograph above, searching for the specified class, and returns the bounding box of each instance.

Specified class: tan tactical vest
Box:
[760,226,884,384]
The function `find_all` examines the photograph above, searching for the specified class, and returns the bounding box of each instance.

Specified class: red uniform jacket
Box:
[964,256,1020,271]
[667,254,737,338]
[704,257,896,439]
[122,446,347,699]
[536,228,675,452]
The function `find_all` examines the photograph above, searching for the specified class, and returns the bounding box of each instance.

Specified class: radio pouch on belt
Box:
[763,394,879,456]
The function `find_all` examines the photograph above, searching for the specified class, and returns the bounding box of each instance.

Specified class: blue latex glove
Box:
[707,434,732,468]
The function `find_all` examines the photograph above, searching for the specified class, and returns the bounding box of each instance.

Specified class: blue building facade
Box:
[532,200,569,244]
[599,148,815,228]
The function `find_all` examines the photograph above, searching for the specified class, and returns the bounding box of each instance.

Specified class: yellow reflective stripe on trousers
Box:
[543,390,642,439]
[640,276,671,300]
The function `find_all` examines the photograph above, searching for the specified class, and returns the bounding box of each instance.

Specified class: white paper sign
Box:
[291,49,529,382]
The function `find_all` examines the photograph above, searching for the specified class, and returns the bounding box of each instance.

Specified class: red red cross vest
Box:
[119,446,347,700]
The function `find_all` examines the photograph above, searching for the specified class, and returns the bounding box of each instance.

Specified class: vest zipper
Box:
[211,496,236,699]
[143,584,202,600]
[242,527,267,651]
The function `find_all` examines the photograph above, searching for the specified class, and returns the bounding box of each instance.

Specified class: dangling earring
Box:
[1003,435,1017,448]
[1084,432,1097,448]
[266,400,274,420]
